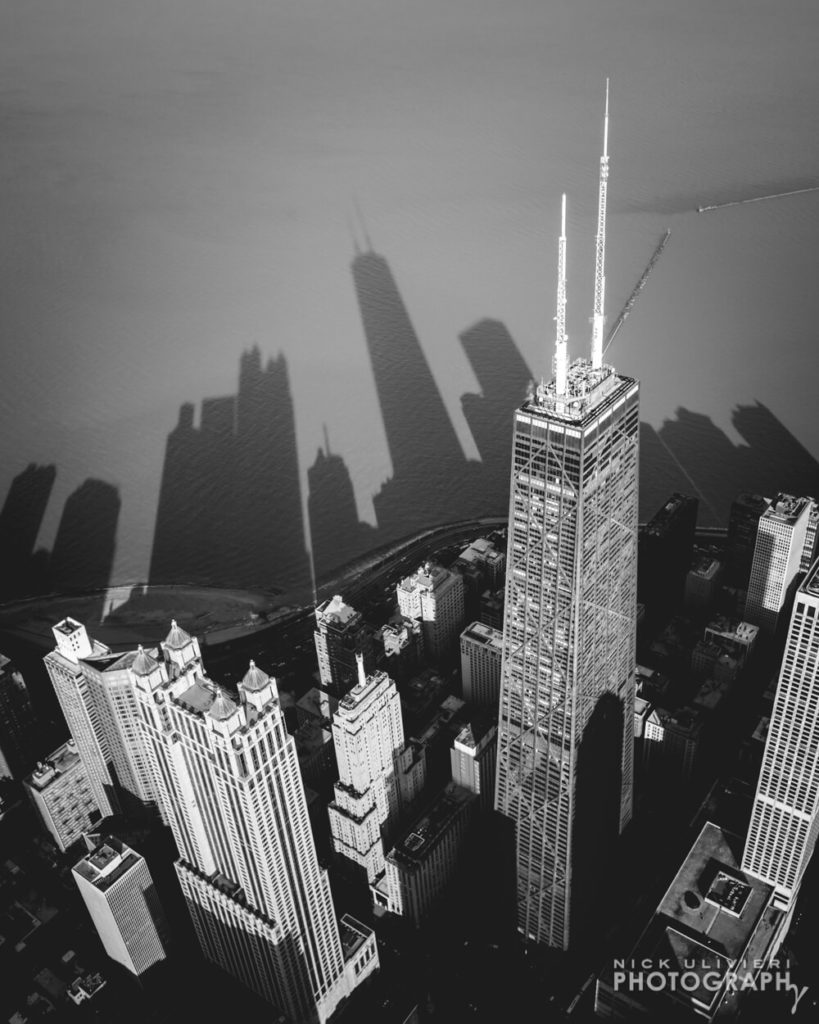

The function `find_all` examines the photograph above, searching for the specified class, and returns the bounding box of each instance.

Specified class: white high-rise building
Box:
[73,835,169,976]
[397,562,465,661]
[743,562,819,910]
[44,618,162,817]
[133,628,378,1024]
[744,494,812,635]
[495,89,640,950]
[44,620,117,817]
[450,716,498,812]
[329,656,404,884]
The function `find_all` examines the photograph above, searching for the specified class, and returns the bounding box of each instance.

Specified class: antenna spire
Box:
[590,78,610,369]
[356,652,366,687]
[553,194,568,395]
[354,197,373,252]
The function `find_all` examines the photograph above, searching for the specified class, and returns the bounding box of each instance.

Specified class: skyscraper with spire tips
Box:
[133,622,378,1023]
[494,82,640,950]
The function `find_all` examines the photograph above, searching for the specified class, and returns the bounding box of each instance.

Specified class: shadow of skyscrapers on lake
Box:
[149,347,311,592]
[0,465,120,618]
[4,243,819,603]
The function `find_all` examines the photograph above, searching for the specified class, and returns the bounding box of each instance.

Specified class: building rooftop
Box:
[453,714,497,753]
[130,645,161,677]
[164,619,193,650]
[174,675,238,722]
[391,784,476,868]
[641,493,697,537]
[689,550,721,580]
[25,741,81,790]
[54,618,83,637]
[339,914,373,962]
[398,561,451,594]
[316,594,359,627]
[619,822,782,1016]
[460,621,504,652]
[763,492,810,525]
[73,836,141,893]
[529,359,637,425]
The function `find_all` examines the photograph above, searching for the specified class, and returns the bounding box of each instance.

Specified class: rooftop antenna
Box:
[356,652,366,687]
[353,196,373,252]
[553,193,569,395]
[590,78,610,370]
[348,212,361,255]
[323,423,331,456]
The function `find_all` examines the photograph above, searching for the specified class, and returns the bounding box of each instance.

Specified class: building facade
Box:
[459,621,504,708]
[450,716,498,812]
[0,653,39,780]
[495,356,639,950]
[397,562,465,662]
[376,783,477,927]
[133,633,377,1023]
[744,494,812,635]
[24,740,103,851]
[329,658,405,884]
[73,835,169,976]
[314,595,374,697]
[742,562,819,910]
[43,620,117,818]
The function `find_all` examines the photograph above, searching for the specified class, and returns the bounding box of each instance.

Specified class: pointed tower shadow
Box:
[351,245,469,541]
[307,429,378,581]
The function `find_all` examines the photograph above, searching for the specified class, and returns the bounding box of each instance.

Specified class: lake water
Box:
[2,0,819,597]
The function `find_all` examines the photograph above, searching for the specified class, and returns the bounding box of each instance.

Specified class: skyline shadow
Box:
[0,463,56,600]
[0,467,120,620]
[4,241,819,601]
[148,346,311,592]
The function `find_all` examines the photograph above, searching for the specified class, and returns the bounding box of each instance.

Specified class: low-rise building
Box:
[24,741,102,852]
[595,822,786,1020]
[375,783,477,927]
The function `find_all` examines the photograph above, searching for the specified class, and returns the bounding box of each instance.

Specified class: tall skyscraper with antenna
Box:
[494,83,640,950]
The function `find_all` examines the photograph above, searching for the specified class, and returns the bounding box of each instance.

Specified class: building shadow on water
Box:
[0,466,119,621]
[641,403,819,527]
[308,243,819,582]
[307,252,534,583]
[148,346,311,593]
[0,463,56,600]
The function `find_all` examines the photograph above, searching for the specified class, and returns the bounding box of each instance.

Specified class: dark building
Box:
[314,594,376,698]
[638,493,698,629]
[725,492,771,589]
[0,654,39,780]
